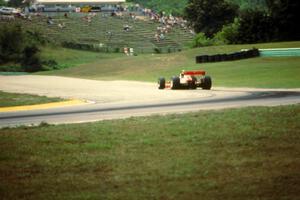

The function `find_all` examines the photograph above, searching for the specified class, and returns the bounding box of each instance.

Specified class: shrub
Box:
[191,32,212,47]
[154,47,162,54]
[114,47,120,53]
[213,18,240,45]
[21,45,43,72]
[25,30,48,45]
[42,59,59,70]
[0,65,23,72]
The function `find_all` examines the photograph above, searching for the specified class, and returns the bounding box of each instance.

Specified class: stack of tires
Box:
[196,48,259,63]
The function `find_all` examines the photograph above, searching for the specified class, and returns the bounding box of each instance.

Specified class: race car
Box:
[158,70,212,90]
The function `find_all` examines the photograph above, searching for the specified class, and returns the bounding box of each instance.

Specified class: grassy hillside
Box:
[0,13,193,54]
[1,104,299,199]
[41,41,300,88]
[40,46,121,69]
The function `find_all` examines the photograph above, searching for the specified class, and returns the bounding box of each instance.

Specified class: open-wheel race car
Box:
[158,70,212,90]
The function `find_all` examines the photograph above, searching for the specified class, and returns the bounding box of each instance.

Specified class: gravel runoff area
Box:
[1,75,300,106]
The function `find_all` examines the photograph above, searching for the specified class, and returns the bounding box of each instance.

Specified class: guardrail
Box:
[259,48,300,57]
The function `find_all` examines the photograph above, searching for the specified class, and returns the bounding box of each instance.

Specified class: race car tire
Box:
[201,76,212,90]
[189,76,197,89]
[158,77,165,89]
[170,76,180,89]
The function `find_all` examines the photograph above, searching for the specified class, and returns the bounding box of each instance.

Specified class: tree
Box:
[0,0,7,6]
[127,0,188,16]
[213,18,240,44]
[266,0,300,41]
[229,0,267,10]
[184,0,238,37]
[21,45,42,72]
[7,0,23,7]
[0,24,44,72]
[235,9,273,43]
[0,24,24,63]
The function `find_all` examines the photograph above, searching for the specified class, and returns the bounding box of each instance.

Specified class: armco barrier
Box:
[195,48,259,63]
[259,48,300,57]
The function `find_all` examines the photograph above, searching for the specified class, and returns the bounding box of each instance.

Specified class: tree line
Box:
[185,0,300,46]
[127,0,267,16]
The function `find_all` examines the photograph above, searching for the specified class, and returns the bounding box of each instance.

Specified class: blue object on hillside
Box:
[0,72,29,76]
[259,48,300,57]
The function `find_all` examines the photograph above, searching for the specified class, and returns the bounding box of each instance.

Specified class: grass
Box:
[0,91,63,107]
[40,46,122,69]
[40,41,300,88]
[0,47,120,72]
[0,104,299,199]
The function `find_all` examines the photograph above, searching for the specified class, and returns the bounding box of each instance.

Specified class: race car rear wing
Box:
[183,70,206,76]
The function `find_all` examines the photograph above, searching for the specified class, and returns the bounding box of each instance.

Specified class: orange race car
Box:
[158,70,212,90]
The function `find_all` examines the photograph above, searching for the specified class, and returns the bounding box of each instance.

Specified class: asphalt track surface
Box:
[1,76,300,127]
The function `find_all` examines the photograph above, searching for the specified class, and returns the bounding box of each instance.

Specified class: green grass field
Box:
[40,46,122,69]
[1,105,299,199]
[40,41,300,88]
[0,91,63,107]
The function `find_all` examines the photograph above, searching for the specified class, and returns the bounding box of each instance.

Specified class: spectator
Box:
[129,48,134,56]
[58,23,65,29]
[123,24,130,31]
[160,33,165,40]
[131,13,136,20]
[155,33,160,42]
[107,31,113,40]
[83,15,92,23]
[135,4,140,12]
[47,16,54,25]
[124,47,129,56]
[87,17,91,23]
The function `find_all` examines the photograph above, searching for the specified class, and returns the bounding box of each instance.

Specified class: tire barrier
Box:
[196,48,259,63]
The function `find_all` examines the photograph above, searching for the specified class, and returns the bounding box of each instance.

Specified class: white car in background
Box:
[0,7,20,15]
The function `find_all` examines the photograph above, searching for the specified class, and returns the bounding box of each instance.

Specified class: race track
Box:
[1,75,300,127]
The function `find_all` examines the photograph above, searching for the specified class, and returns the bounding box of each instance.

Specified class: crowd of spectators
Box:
[123,47,134,56]
[151,13,191,42]
[0,3,194,55]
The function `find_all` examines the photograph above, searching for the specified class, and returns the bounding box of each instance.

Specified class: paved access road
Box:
[1,75,300,127]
